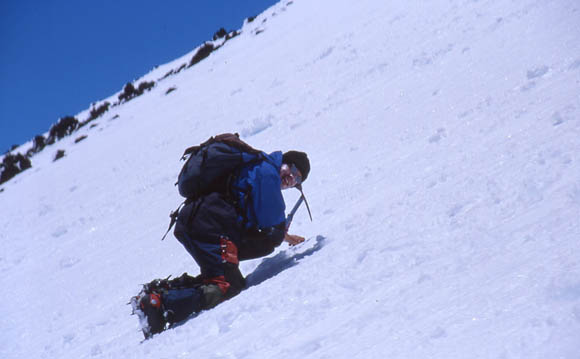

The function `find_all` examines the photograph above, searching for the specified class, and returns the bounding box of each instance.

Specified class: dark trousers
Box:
[164,193,246,322]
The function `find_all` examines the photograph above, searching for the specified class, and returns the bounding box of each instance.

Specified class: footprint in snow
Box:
[526,65,550,80]
[428,128,447,143]
[59,257,80,269]
[568,59,580,71]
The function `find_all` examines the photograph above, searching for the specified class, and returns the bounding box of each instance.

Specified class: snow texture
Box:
[1,0,580,358]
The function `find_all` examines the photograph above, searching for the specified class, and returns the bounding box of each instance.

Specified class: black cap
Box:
[282,151,310,182]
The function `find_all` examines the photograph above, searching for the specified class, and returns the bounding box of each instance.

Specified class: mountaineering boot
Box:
[161,286,206,323]
[130,273,205,339]
[139,293,167,338]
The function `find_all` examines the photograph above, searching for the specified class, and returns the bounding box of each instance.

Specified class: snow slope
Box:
[2,0,580,358]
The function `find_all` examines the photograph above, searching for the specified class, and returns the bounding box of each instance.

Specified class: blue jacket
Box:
[230,151,286,230]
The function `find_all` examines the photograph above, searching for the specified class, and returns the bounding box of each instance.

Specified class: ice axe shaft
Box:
[286,191,312,231]
[286,196,303,230]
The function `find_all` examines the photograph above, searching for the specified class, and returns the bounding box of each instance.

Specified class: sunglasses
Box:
[282,163,302,187]
[289,163,302,185]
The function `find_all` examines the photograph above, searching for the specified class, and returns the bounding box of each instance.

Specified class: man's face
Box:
[280,163,302,190]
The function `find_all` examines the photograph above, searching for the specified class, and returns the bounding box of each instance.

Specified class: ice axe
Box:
[286,185,312,231]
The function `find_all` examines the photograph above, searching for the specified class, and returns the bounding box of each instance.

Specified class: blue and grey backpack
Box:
[162,133,311,240]
[176,133,263,199]
[162,133,264,239]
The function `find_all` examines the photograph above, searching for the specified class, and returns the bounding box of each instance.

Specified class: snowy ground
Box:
[2,0,580,358]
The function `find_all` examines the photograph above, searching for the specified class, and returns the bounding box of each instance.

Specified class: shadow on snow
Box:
[149,235,326,337]
[245,235,326,288]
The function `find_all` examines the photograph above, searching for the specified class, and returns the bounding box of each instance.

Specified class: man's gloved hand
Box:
[284,233,305,246]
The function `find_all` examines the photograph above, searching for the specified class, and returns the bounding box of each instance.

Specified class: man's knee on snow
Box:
[201,266,246,308]
[200,283,227,309]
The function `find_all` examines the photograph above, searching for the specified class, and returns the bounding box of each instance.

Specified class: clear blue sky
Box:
[0,0,279,154]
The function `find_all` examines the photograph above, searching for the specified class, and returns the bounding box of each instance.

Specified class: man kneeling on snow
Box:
[137,145,310,337]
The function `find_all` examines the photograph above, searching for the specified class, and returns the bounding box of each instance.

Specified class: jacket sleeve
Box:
[249,162,286,228]
[238,223,285,260]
